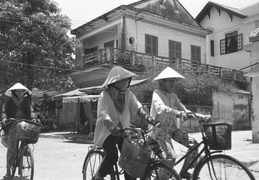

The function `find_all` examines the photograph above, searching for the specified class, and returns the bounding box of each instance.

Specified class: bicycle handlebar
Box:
[3,118,43,127]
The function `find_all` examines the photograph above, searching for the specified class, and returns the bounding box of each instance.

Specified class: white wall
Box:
[212,92,235,124]
[200,6,259,70]
[126,18,207,63]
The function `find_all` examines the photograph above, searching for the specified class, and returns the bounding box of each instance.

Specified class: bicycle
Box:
[167,112,256,180]
[82,127,181,180]
[1,119,42,180]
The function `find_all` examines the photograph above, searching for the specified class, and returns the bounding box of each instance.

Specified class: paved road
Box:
[0,130,258,180]
[0,138,90,180]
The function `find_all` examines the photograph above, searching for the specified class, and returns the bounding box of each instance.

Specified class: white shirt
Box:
[93,89,142,147]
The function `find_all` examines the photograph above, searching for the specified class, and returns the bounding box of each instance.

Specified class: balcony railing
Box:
[75,48,247,82]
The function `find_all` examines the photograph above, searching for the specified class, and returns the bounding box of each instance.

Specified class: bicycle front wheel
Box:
[143,162,181,180]
[82,148,116,180]
[19,144,34,180]
[193,154,255,180]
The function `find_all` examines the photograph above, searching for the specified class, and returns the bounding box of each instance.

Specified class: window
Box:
[191,45,201,63]
[169,40,181,60]
[104,40,114,48]
[210,40,214,57]
[145,34,158,56]
[220,31,243,55]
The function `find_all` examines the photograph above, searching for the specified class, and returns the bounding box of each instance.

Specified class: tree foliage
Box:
[0,0,78,93]
[131,63,238,105]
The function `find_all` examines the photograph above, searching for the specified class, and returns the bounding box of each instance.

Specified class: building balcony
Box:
[74,48,247,83]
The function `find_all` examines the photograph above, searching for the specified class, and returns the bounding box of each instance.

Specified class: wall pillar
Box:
[251,77,259,143]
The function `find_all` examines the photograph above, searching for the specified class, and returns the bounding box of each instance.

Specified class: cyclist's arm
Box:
[97,90,117,130]
[152,90,182,117]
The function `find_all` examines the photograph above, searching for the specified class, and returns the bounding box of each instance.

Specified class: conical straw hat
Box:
[153,67,185,82]
[102,66,138,87]
[5,83,31,97]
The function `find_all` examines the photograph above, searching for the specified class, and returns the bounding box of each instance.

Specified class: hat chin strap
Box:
[111,84,127,92]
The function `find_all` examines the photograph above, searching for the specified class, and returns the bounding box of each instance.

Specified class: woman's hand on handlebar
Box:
[195,114,212,122]
[110,126,127,137]
[1,118,15,126]
[32,118,41,124]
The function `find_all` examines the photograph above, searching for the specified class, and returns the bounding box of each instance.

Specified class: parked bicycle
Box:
[82,127,181,180]
[166,112,256,180]
[1,119,42,180]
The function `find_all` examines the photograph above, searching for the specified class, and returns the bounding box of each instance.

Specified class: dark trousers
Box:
[99,135,135,180]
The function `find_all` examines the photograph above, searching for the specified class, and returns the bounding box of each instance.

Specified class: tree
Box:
[0,0,78,92]
[130,63,238,105]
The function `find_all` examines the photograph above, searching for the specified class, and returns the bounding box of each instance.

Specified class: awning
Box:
[52,89,86,100]
[79,78,148,93]
[62,95,100,103]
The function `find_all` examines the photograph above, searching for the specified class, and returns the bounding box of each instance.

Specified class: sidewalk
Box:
[40,130,259,178]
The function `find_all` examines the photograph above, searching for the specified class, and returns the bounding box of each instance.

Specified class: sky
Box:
[53,0,259,30]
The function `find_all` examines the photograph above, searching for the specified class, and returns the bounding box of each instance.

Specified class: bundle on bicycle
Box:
[82,127,181,180]
[1,118,42,180]
[163,112,256,180]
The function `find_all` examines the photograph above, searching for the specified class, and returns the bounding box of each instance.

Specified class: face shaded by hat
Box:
[5,83,31,97]
[102,66,138,91]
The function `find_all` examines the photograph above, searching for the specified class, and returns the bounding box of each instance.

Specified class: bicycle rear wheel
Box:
[193,154,255,180]
[142,162,181,180]
[82,147,116,180]
[19,144,34,180]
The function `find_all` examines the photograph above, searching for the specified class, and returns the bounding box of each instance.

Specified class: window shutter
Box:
[210,40,214,57]
[153,36,158,56]
[238,34,243,51]
[220,39,226,55]
[145,34,152,54]
[191,45,195,60]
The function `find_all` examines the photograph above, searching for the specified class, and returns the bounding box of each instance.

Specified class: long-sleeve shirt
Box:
[94,89,142,147]
[1,97,35,121]
[150,89,187,123]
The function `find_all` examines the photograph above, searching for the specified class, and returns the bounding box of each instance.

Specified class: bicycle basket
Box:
[16,121,41,144]
[203,123,232,150]
[118,138,151,178]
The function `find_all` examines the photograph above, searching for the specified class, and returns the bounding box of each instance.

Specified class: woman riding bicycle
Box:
[92,66,158,180]
[1,83,37,180]
[150,67,210,179]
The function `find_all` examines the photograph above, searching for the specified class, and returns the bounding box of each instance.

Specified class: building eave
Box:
[71,1,211,36]
[196,1,247,23]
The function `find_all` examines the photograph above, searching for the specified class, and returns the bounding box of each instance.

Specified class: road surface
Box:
[0,137,90,180]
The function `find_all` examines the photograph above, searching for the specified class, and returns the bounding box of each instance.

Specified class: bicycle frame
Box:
[173,135,223,173]
[172,115,223,176]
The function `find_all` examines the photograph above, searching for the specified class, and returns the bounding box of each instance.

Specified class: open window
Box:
[220,31,243,55]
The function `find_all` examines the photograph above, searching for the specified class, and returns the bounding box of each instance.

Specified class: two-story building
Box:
[64,0,252,132]
[70,0,211,87]
[196,1,259,142]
